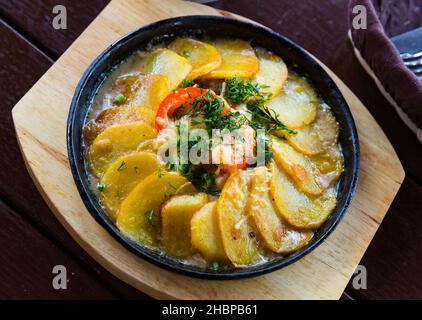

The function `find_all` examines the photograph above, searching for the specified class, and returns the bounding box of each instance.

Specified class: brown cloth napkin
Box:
[349,0,422,142]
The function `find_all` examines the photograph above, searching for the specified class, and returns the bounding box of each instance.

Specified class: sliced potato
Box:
[100,73,140,107]
[129,74,171,112]
[312,145,343,189]
[113,73,140,97]
[168,38,222,80]
[271,137,324,195]
[88,122,157,176]
[83,106,155,145]
[139,48,192,89]
[99,152,160,221]
[253,48,288,98]
[270,161,337,229]
[247,167,313,253]
[266,73,317,129]
[175,182,197,195]
[191,201,228,262]
[217,170,261,266]
[161,193,208,257]
[288,105,339,155]
[117,171,188,246]
[200,39,259,79]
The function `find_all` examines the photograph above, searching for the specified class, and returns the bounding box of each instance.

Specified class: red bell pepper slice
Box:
[155,87,207,131]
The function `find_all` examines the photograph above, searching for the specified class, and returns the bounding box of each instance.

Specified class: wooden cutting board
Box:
[12,0,404,299]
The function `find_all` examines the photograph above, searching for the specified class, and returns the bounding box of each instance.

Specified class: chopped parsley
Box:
[96,183,105,192]
[210,261,219,271]
[224,77,296,135]
[179,79,198,88]
[156,168,164,178]
[224,77,263,104]
[191,90,247,132]
[114,94,126,104]
[167,163,220,196]
[181,49,191,58]
[146,210,154,223]
[248,104,297,135]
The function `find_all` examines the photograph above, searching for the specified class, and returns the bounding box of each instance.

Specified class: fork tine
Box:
[404,58,422,67]
[401,51,422,60]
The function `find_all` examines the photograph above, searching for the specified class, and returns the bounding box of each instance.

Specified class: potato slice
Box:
[191,201,228,262]
[217,170,261,266]
[312,145,343,189]
[175,182,197,195]
[83,106,155,145]
[100,73,139,107]
[161,193,208,257]
[247,167,313,253]
[270,161,337,229]
[88,122,157,176]
[266,73,317,129]
[168,38,222,80]
[117,171,188,246]
[271,137,325,195]
[99,152,160,221]
[253,48,288,98]
[129,74,171,112]
[199,39,259,79]
[139,48,192,89]
[288,105,339,155]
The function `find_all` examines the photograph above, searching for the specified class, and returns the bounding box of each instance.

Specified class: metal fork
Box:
[400,51,422,80]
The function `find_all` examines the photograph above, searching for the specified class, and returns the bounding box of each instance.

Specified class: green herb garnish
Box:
[179,79,198,88]
[192,90,247,132]
[224,77,263,104]
[167,163,220,196]
[96,183,105,192]
[224,77,296,135]
[181,49,191,58]
[210,261,219,271]
[248,104,297,135]
[156,168,164,178]
[114,94,126,104]
[146,210,154,223]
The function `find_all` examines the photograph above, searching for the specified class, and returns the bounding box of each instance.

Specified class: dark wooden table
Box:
[0,0,421,299]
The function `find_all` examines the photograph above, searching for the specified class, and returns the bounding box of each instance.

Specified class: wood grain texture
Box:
[0,200,116,299]
[213,0,349,66]
[346,176,422,299]
[0,0,110,58]
[10,0,404,299]
[0,18,151,300]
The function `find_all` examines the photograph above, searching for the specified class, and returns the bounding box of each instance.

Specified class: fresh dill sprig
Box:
[166,162,220,196]
[179,79,198,88]
[224,77,263,104]
[248,103,297,135]
[191,90,247,132]
[224,77,296,135]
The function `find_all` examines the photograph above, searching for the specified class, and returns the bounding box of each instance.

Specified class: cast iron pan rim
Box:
[67,15,360,280]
